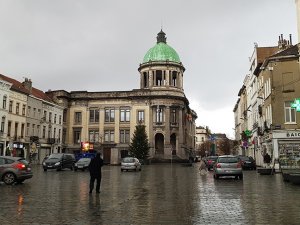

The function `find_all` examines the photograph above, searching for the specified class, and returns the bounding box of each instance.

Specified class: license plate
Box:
[48,166,52,167]
[78,166,83,168]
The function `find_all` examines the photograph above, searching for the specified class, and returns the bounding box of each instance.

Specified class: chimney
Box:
[22,78,32,93]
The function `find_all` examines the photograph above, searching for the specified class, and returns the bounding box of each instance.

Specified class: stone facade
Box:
[46,31,197,164]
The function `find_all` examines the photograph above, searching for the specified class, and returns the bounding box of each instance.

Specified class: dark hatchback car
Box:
[0,156,33,185]
[42,153,76,171]
[238,156,256,170]
[205,156,218,170]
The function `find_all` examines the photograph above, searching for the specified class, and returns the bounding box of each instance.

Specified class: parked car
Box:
[0,156,33,185]
[74,158,91,171]
[121,157,141,172]
[205,156,218,170]
[213,155,243,180]
[43,153,76,171]
[238,155,256,170]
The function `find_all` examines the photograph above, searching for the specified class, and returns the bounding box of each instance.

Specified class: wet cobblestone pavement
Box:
[1,163,300,225]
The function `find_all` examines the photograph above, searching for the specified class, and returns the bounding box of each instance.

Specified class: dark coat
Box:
[264,153,271,163]
[89,154,104,178]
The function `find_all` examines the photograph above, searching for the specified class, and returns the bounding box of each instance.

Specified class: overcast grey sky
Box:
[0,0,297,138]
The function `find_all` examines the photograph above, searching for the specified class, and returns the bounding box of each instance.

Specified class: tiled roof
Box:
[270,44,299,58]
[0,74,53,102]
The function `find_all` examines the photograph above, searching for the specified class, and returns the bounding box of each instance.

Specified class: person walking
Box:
[263,152,271,168]
[199,158,207,175]
[89,152,104,194]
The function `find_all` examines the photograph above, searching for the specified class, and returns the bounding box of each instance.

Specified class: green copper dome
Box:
[143,30,181,63]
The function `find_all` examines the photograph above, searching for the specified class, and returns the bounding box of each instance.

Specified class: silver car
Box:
[0,156,33,185]
[213,155,243,180]
[74,158,91,171]
[121,157,141,172]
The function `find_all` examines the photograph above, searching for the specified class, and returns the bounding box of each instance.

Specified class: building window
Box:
[53,128,56,139]
[105,108,115,122]
[73,129,81,144]
[54,114,57,124]
[63,109,67,122]
[74,112,82,124]
[1,117,5,132]
[120,108,130,122]
[171,109,177,123]
[89,108,99,123]
[14,122,18,137]
[16,103,20,115]
[59,115,62,124]
[285,101,296,123]
[43,110,47,121]
[9,101,13,113]
[58,129,61,143]
[156,107,164,123]
[37,125,40,137]
[48,125,51,138]
[49,112,52,123]
[21,123,25,138]
[89,130,99,142]
[3,95,7,109]
[22,105,26,116]
[33,108,36,117]
[137,110,144,123]
[120,129,130,143]
[32,124,35,136]
[104,130,114,142]
[42,126,46,139]
[7,121,11,137]
[26,123,30,136]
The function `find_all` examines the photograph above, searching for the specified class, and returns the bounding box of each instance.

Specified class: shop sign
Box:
[286,132,300,138]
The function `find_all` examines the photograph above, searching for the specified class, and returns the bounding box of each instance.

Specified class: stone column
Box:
[164,106,171,158]
[148,106,154,157]
[166,70,170,87]
[178,108,184,157]
[149,70,153,88]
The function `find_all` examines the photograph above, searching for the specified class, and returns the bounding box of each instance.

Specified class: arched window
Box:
[1,116,5,132]
[3,95,7,109]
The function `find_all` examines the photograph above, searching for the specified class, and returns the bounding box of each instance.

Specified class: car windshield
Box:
[218,157,238,163]
[48,154,63,159]
[79,158,91,162]
[239,156,250,161]
[123,158,135,163]
[208,156,218,160]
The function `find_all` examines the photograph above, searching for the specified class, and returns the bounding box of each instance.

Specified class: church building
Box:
[46,30,197,164]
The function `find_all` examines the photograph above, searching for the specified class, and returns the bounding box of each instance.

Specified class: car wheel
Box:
[70,166,73,171]
[139,168,141,171]
[239,174,243,180]
[121,169,123,172]
[3,172,16,185]
[135,166,138,172]
[82,169,85,171]
[44,168,47,172]
[74,168,77,171]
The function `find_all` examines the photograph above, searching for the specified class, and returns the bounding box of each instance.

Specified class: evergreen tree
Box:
[129,124,150,160]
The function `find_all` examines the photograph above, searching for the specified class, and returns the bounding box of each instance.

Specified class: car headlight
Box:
[43,162,46,166]
[55,162,61,166]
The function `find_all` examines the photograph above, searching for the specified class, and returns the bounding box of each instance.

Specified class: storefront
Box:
[270,130,300,170]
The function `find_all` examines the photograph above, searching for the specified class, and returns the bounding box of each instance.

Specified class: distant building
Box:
[47,30,197,164]
[195,126,209,156]
[0,75,63,163]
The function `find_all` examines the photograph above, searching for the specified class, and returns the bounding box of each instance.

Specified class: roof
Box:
[142,30,181,63]
[270,44,299,58]
[0,74,53,102]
